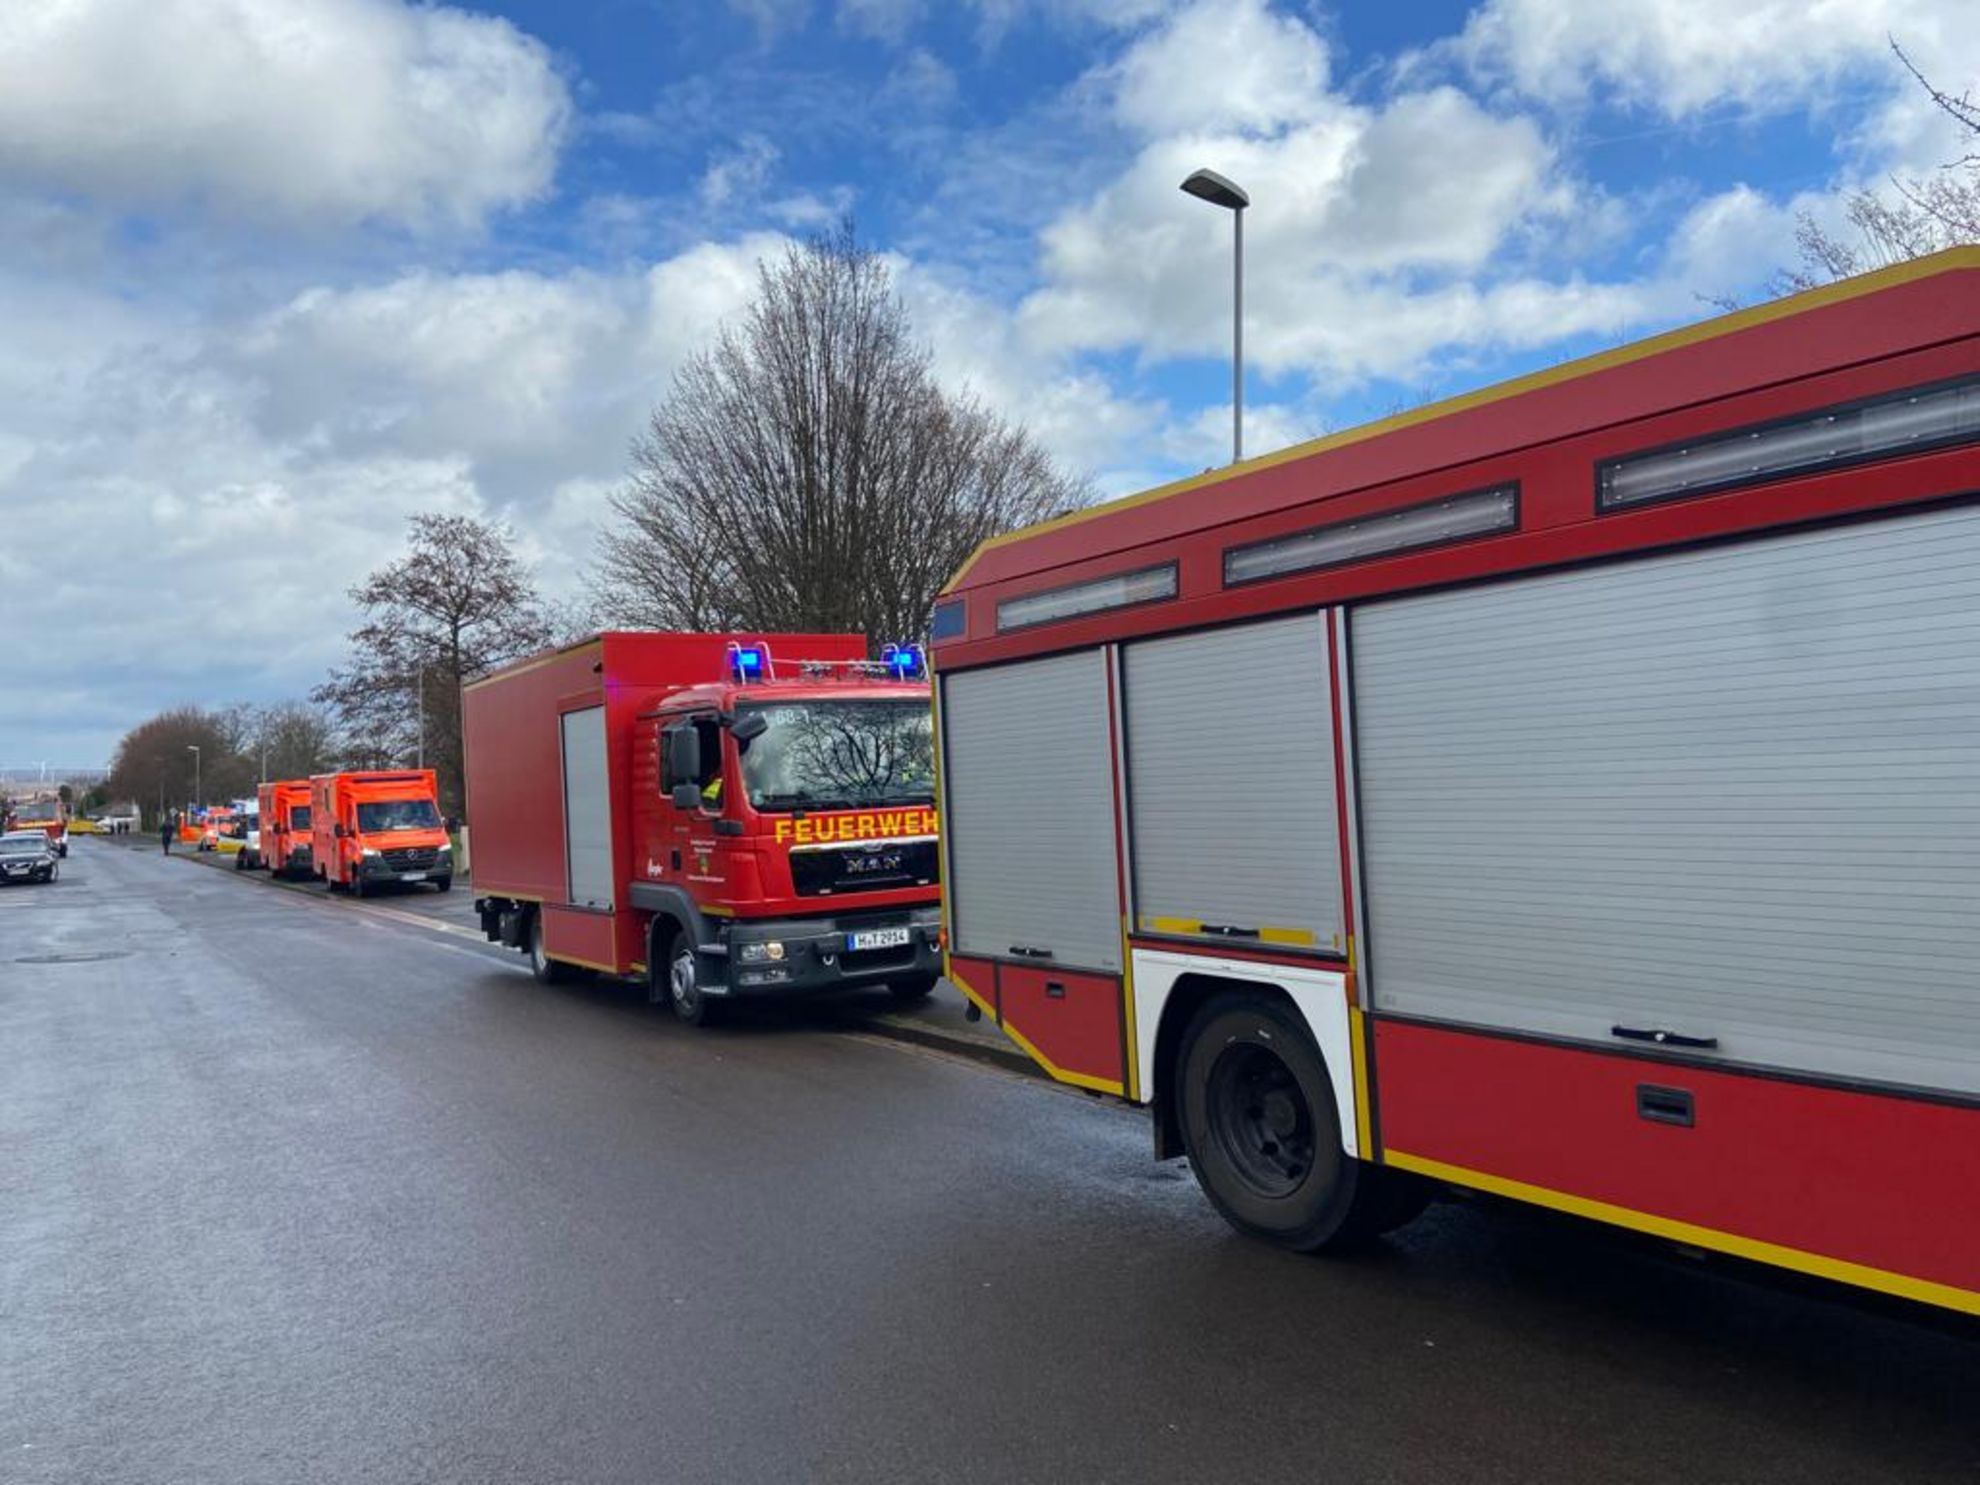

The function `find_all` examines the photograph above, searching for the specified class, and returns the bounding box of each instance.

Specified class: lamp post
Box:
[1180,167,1249,464]
[187,744,201,812]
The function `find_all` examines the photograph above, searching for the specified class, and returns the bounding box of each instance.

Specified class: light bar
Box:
[728,642,771,682]
[1599,373,1980,511]
[1224,484,1518,587]
[881,643,926,680]
[995,564,1177,632]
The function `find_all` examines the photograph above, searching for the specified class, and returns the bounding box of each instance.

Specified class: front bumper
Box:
[702,906,942,997]
[357,850,451,882]
[282,846,314,873]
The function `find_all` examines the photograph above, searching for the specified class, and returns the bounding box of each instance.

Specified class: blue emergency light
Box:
[881,643,926,680]
[728,642,771,682]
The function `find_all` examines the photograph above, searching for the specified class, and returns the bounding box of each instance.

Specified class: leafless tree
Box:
[314,514,550,819]
[1783,41,1979,292]
[105,707,244,825]
[590,219,1086,646]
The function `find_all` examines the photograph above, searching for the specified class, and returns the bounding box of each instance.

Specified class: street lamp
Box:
[186,745,201,811]
[1180,167,1249,464]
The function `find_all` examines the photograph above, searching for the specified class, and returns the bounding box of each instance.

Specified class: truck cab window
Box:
[694,716,724,807]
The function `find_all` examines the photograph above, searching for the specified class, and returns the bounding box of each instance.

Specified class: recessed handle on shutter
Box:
[1045,980,1067,999]
[1611,1024,1719,1051]
[1009,944,1054,960]
[1199,923,1261,940]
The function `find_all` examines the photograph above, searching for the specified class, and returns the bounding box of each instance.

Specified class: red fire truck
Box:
[930,247,1980,1316]
[462,632,942,1024]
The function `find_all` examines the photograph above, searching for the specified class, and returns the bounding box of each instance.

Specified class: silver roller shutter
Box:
[560,705,615,910]
[943,651,1122,972]
[1353,502,1980,1096]
[1124,614,1344,953]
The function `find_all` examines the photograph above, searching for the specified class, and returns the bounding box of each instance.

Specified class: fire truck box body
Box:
[310,769,450,895]
[931,248,1980,1316]
[463,631,941,1004]
[258,780,315,878]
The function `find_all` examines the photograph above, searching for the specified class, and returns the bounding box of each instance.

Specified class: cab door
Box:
[652,710,726,891]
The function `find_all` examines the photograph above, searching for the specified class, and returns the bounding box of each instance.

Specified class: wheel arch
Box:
[1147,965,1359,1165]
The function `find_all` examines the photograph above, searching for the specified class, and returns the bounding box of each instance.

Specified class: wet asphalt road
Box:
[4,842,1975,1484]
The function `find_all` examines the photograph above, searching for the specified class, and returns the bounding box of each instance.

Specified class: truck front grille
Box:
[790,839,939,897]
[382,846,440,869]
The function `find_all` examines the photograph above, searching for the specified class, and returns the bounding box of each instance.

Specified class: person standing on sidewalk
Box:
[160,811,175,855]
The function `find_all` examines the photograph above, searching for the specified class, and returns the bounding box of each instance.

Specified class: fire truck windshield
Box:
[738,700,934,813]
[356,799,441,832]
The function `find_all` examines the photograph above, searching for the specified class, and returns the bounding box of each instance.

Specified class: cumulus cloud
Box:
[1453,0,1980,134]
[0,0,571,230]
[1013,1,1609,387]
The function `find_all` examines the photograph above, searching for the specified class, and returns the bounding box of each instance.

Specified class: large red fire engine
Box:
[930,247,1980,1315]
[463,632,941,1023]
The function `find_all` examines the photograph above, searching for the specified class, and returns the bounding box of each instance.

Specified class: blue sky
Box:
[1,0,1975,768]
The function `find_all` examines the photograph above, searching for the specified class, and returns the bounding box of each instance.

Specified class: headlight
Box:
[437,843,452,855]
[737,940,786,964]
[360,847,381,858]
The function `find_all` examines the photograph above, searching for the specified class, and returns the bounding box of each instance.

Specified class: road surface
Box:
[4,840,1974,1483]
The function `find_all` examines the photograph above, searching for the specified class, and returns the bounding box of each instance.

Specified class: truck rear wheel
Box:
[1176,992,1405,1252]
[529,912,574,985]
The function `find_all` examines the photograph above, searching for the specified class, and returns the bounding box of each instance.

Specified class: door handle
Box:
[1611,1024,1718,1051]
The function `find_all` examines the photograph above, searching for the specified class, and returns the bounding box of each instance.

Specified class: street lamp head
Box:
[1180,168,1248,212]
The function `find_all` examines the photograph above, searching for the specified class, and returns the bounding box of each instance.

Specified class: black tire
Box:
[665,936,720,1026]
[1176,992,1410,1252]
[528,911,575,985]
[888,974,939,1004]
[432,875,452,893]
[352,877,371,899]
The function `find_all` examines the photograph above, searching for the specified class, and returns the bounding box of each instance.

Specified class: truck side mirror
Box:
[730,711,768,743]
[663,725,701,787]
[670,783,703,811]
[333,823,348,839]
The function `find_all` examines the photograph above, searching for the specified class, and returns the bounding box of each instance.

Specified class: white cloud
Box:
[838,0,927,43]
[1018,4,1592,386]
[728,0,813,42]
[700,135,783,210]
[1109,0,1330,136]
[0,0,571,231]
[1454,0,1980,128]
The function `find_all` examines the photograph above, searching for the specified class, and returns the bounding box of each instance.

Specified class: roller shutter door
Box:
[943,651,1122,972]
[1352,503,1980,1096]
[1124,614,1344,952]
[561,705,614,910]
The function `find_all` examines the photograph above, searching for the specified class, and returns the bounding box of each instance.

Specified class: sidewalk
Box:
[112,833,1036,1077]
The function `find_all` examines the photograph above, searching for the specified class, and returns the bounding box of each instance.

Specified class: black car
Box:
[0,831,59,885]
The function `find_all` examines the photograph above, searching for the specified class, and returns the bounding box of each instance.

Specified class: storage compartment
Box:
[1353,503,1980,1096]
[940,651,1122,972]
[997,964,1125,1090]
[1375,1018,1980,1296]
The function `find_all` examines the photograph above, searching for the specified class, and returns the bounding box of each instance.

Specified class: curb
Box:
[857,1009,1043,1080]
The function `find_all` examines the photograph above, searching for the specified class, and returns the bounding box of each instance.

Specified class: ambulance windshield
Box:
[356,798,441,833]
[738,700,934,813]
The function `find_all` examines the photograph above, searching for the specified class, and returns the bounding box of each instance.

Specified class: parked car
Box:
[0,831,59,885]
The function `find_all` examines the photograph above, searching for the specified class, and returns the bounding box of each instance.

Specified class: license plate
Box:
[400,871,427,882]
[846,926,911,952]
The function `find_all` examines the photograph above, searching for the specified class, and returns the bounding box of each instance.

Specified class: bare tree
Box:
[105,707,243,825]
[1784,41,1979,291]
[314,514,551,819]
[590,219,1086,646]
